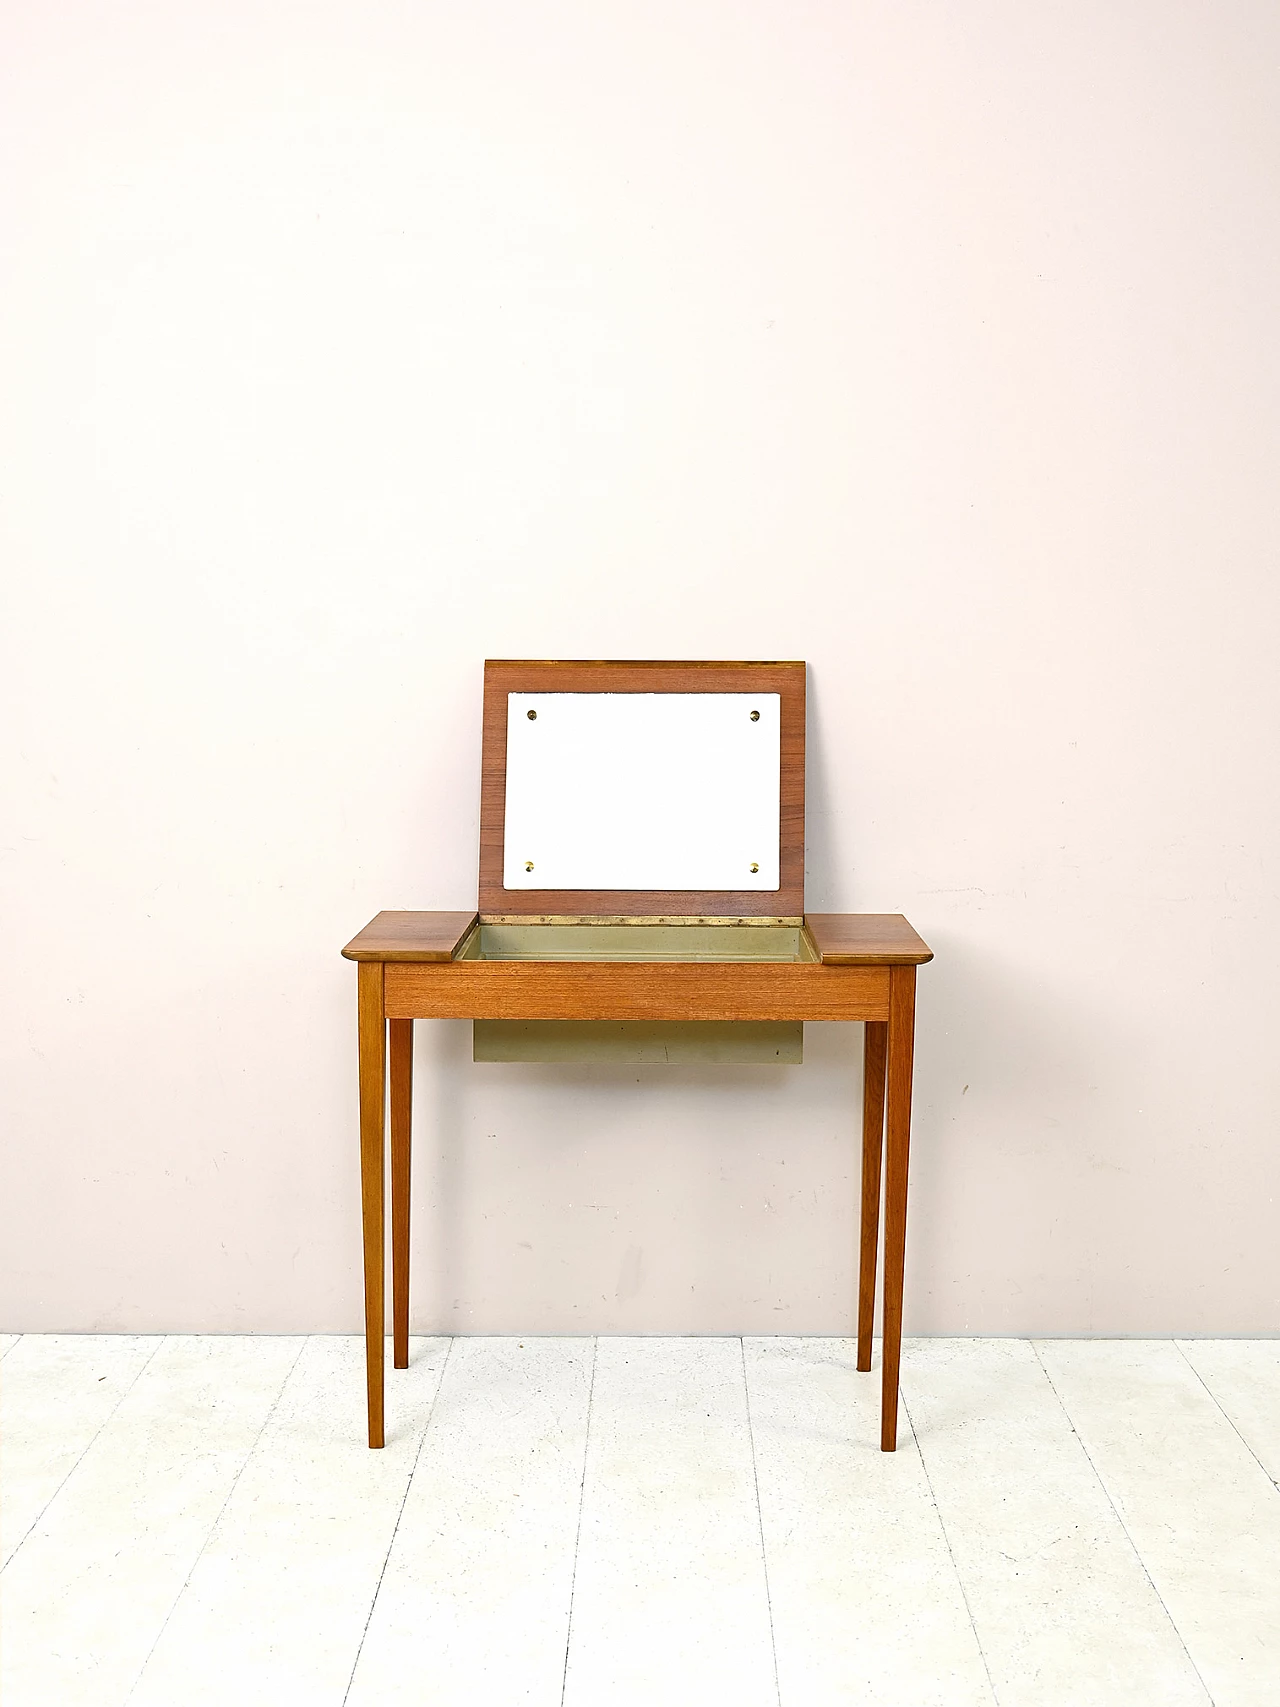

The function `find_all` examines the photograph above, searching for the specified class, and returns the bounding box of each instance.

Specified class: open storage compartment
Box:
[468,923,816,1060]
[461,922,818,962]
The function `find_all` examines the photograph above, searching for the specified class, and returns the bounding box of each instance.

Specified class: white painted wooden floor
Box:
[2,1336,1277,1706]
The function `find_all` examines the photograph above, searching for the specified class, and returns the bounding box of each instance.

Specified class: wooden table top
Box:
[342,911,932,966]
[802,914,933,965]
[342,911,479,961]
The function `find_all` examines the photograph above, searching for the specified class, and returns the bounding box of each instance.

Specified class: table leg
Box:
[881,964,916,1452]
[358,961,386,1448]
[858,1021,887,1372]
[389,1018,413,1370]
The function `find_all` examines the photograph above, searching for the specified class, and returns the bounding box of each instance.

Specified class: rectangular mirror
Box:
[502,692,781,891]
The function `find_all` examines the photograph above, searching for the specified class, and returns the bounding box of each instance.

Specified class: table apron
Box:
[382,961,890,1022]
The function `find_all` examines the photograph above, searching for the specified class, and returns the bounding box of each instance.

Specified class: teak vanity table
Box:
[342,660,932,1452]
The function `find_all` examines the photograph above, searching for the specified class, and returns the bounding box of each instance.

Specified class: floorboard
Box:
[746,1337,993,1707]
[563,1337,776,1707]
[902,1338,1209,1706]
[129,1336,449,1707]
[1176,1339,1280,1485]
[0,1336,301,1707]
[1,1335,160,1570]
[347,1337,593,1707]
[1037,1339,1280,1707]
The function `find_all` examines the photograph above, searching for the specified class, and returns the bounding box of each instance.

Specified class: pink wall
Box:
[2,2,1277,1333]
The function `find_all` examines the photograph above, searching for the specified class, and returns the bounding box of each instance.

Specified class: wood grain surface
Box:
[858,1020,887,1374]
[804,913,934,965]
[388,1018,413,1372]
[342,912,479,961]
[881,964,917,1452]
[357,961,386,1449]
[382,959,888,1021]
[478,660,806,920]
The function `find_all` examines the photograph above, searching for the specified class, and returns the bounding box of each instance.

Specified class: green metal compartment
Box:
[467,922,813,1062]
[474,1019,802,1064]
[461,922,817,963]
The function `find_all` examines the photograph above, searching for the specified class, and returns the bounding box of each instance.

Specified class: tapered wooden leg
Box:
[858,1021,887,1372]
[389,1018,413,1370]
[358,961,386,1448]
[881,965,916,1452]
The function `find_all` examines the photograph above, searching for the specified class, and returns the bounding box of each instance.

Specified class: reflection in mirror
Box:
[502,693,780,891]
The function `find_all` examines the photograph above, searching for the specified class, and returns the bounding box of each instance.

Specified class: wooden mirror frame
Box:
[478,659,806,921]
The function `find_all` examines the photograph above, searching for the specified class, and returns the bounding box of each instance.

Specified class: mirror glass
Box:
[503,692,781,891]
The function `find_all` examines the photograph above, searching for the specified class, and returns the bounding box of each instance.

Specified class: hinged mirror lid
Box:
[479,660,805,921]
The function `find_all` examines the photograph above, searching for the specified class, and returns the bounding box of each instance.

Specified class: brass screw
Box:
[750,862,759,873]
[525,861,535,872]
[527,709,537,720]
[749,709,760,721]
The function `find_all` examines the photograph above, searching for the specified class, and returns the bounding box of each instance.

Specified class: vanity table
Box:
[342,660,932,1451]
